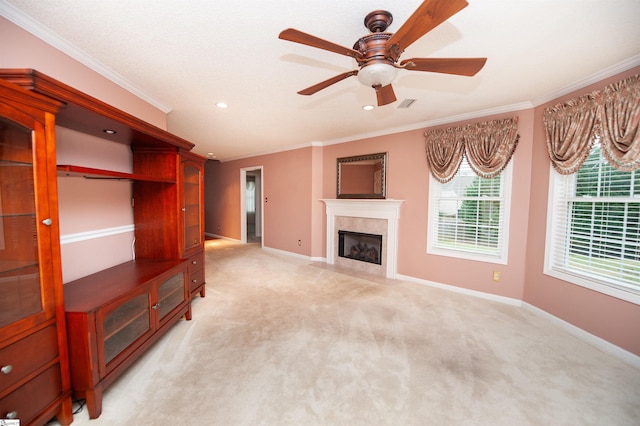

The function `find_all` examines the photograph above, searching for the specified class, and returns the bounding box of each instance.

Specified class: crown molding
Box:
[531,54,640,106]
[322,101,533,147]
[1,2,172,113]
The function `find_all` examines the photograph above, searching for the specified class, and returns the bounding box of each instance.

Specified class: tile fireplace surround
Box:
[322,199,404,278]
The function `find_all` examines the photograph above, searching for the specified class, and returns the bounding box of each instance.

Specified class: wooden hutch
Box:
[0,69,206,422]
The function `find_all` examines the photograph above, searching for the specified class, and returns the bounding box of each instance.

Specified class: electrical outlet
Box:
[298,239,302,246]
[492,271,501,282]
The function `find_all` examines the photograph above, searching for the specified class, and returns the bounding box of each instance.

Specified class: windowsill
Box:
[427,246,508,265]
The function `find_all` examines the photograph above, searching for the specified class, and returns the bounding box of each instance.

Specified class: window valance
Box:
[424,117,519,183]
[543,74,640,174]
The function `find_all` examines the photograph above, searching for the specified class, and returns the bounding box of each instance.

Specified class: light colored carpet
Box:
[62,239,639,425]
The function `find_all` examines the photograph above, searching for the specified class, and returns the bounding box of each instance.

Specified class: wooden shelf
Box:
[57,165,175,183]
[0,69,194,151]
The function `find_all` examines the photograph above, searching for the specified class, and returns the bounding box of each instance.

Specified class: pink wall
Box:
[321,110,534,302]
[0,17,166,128]
[524,66,640,355]
[207,147,320,256]
[56,121,136,282]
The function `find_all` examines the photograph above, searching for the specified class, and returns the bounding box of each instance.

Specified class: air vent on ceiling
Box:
[397,99,417,109]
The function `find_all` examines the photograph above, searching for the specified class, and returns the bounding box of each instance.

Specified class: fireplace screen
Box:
[338,230,382,265]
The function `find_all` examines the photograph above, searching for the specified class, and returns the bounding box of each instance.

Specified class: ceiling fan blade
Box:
[401,57,487,76]
[386,0,469,56]
[375,84,397,106]
[298,70,359,96]
[279,28,364,60]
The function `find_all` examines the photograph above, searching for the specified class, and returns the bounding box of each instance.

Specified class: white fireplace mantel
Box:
[322,199,404,278]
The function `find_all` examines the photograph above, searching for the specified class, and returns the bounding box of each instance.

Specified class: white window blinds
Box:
[428,160,511,264]
[545,142,640,302]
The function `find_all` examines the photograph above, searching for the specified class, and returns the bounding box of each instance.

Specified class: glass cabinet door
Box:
[182,162,201,253]
[102,292,151,367]
[157,272,185,322]
[0,116,43,328]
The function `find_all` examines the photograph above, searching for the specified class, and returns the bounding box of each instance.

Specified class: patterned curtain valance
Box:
[544,74,640,174]
[424,117,519,183]
[424,127,465,183]
[599,74,640,171]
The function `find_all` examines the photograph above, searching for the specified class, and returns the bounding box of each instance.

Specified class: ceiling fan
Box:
[278,0,486,107]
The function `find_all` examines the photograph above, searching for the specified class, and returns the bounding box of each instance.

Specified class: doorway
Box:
[240,167,263,245]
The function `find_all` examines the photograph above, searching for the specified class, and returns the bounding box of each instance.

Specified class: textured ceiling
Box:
[2,0,640,161]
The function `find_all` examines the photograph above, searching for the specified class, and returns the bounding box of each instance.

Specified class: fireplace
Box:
[338,231,383,265]
[322,199,404,278]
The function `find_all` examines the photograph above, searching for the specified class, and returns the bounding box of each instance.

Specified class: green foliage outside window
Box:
[569,146,640,269]
[457,176,502,247]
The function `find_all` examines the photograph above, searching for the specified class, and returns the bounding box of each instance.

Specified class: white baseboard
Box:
[261,245,323,262]
[205,233,241,243]
[523,302,640,370]
[396,273,523,306]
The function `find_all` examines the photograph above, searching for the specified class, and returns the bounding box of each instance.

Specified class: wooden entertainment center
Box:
[0,69,205,422]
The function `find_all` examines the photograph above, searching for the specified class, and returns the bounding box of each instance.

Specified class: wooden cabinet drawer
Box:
[187,251,205,294]
[0,363,63,424]
[187,252,204,275]
[0,325,58,393]
[189,267,206,294]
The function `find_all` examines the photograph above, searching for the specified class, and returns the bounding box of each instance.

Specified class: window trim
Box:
[427,161,512,265]
[543,167,640,306]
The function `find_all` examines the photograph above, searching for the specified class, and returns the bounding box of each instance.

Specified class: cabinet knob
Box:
[192,260,197,265]
[182,208,186,212]
[192,279,197,283]
[151,303,160,310]
[6,411,18,419]
[1,364,13,374]
[42,218,52,226]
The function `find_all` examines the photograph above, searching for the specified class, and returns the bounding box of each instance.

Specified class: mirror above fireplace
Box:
[337,152,387,199]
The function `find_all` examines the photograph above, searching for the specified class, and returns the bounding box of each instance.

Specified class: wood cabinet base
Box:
[64,260,190,419]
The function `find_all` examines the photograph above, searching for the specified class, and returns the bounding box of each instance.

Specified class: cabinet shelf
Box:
[57,165,176,183]
[0,212,35,218]
[0,260,38,275]
[103,300,149,342]
[0,159,33,166]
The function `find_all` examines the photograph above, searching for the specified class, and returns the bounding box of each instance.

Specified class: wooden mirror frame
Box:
[336,152,387,199]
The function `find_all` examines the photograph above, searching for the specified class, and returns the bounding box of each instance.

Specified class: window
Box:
[545,142,640,304]
[427,159,511,264]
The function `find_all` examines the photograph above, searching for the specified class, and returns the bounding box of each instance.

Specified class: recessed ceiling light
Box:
[207,152,216,159]
[362,105,374,111]
[215,102,228,108]
[103,129,117,134]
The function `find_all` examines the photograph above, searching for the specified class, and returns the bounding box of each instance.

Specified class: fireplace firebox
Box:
[338,230,383,265]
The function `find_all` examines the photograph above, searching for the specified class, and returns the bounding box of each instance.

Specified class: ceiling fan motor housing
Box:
[363,10,393,33]
[353,31,400,88]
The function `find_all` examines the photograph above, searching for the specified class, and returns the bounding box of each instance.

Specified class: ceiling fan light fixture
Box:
[357,62,397,88]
